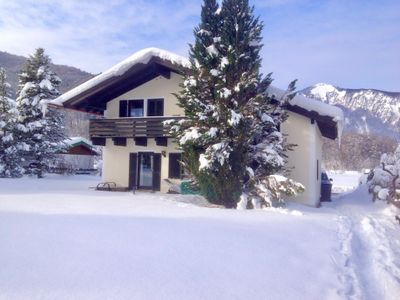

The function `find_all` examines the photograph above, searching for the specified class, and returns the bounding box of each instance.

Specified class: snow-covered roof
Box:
[62,137,99,156]
[64,137,93,147]
[52,48,189,106]
[53,47,342,140]
[267,86,344,124]
[267,86,344,141]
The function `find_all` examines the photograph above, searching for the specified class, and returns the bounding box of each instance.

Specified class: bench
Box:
[95,182,129,192]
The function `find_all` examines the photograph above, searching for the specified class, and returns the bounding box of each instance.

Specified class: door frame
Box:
[137,151,155,190]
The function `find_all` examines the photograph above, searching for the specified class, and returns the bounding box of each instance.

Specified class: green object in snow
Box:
[181,181,200,195]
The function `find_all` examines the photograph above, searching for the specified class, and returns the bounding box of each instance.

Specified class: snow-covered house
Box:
[53,48,343,207]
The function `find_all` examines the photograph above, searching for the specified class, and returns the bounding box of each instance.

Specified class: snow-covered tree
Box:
[168,0,302,208]
[0,68,24,177]
[16,48,67,178]
[367,145,400,205]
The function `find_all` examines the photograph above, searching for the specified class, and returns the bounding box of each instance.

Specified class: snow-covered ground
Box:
[0,174,399,300]
[328,170,363,193]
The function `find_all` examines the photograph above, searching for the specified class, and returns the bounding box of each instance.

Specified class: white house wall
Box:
[102,72,184,192]
[102,138,181,193]
[101,72,325,204]
[282,111,323,206]
[315,123,323,203]
[105,72,184,118]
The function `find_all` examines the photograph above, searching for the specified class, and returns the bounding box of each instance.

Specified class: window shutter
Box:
[157,100,164,116]
[155,137,168,147]
[148,100,155,116]
[91,137,106,146]
[112,137,127,146]
[119,100,127,117]
[153,153,161,191]
[129,153,138,190]
[169,153,182,179]
[134,137,147,146]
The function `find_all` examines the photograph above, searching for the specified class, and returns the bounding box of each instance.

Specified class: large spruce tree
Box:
[0,68,24,177]
[169,0,302,208]
[16,48,66,178]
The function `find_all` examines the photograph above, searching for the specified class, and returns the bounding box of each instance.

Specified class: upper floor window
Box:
[119,99,144,117]
[129,100,144,117]
[147,98,164,116]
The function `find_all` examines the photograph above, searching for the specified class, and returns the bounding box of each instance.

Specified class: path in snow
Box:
[326,186,400,300]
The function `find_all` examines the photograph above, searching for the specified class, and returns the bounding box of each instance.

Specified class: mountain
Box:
[1,50,398,169]
[300,83,400,139]
[300,83,399,170]
[0,51,93,97]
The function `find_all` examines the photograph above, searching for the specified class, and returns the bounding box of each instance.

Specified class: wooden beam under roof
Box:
[285,104,338,140]
[62,57,186,114]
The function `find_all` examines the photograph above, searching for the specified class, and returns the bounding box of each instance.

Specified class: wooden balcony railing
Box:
[89,116,185,138]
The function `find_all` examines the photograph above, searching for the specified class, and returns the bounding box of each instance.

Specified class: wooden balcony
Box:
[89,116,185,139]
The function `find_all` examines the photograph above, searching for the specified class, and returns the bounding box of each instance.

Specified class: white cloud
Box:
[0,0,398,91]
[0,0,200,73]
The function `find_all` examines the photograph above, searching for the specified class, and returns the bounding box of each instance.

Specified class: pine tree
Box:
[0,68,24,177]
[169,0,228,204]
[15,48,66,178]
[168,0,302,208]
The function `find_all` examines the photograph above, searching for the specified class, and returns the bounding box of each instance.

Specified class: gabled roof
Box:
[53,48,343,140]
[52,48,190,114]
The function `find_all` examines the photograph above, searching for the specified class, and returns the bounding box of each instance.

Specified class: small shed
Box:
[64,137,99,156]
[55,137,100,173]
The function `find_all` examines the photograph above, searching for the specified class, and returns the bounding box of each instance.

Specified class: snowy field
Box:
[0,174,399,300]
[328,170,363,194]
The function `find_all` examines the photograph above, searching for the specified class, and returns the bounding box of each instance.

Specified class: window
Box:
[119,100,144,117]
[169,153,182,179]
[147,98,164,116]
[129,100,144,117]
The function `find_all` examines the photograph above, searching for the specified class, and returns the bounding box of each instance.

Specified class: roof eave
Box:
[286,104,338,140]
[59,57,188,114]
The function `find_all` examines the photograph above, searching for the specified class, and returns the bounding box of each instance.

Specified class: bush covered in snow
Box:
[237,175,304,209]
[367,145,400,206]
[166,0,303,208]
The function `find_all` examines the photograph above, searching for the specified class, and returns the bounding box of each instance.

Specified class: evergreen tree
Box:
[0,68,24,177]
[15,48,66,178]
[169,0,302,208]
[169,0,227,204]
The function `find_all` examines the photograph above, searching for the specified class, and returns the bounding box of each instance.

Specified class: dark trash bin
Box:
[320,171,333,202]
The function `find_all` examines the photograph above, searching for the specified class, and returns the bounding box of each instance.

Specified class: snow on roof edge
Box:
[52,48,343,140]
[267,85,344,141]
[52,48,190,105]
[64,137,93,147]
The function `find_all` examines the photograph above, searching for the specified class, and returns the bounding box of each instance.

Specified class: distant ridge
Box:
[0,51,94,97]
[300,83,400,139]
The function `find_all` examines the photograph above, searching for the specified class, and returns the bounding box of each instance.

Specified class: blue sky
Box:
[0,0,399,91]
